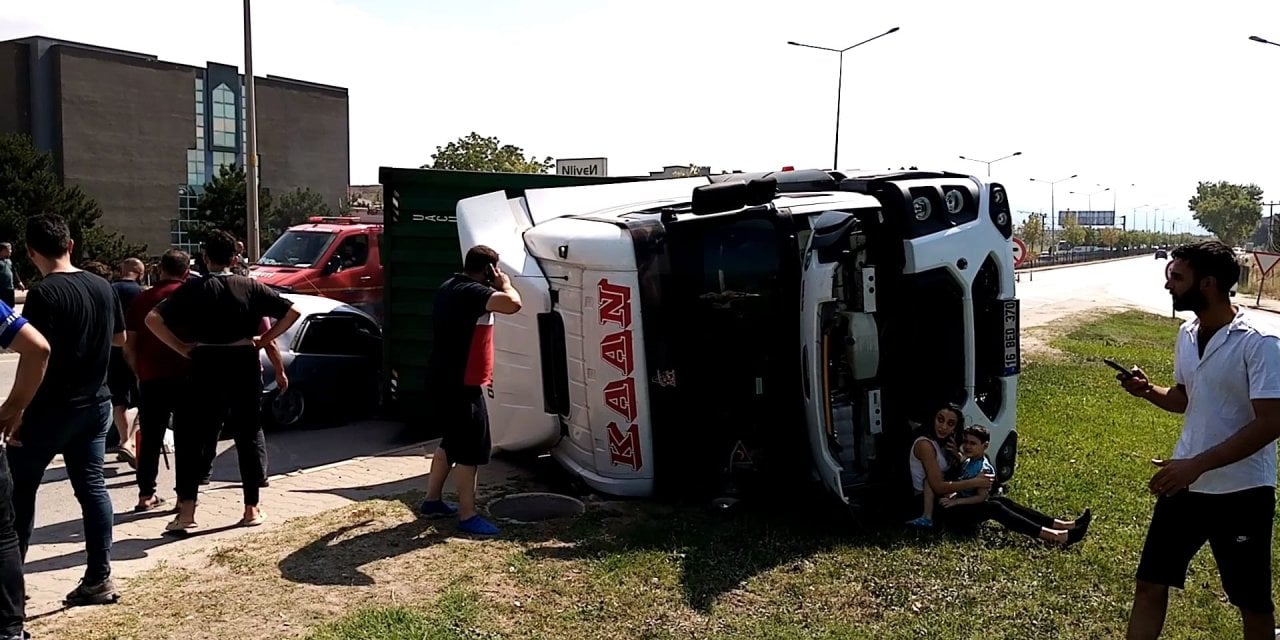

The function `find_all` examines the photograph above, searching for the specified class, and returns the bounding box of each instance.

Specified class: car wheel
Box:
[271,390,306,427]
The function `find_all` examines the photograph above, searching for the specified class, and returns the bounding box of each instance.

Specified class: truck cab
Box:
[249,215,385,321]
[454,169,1020,508]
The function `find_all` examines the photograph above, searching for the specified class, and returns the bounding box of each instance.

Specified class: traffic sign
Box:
[1254,251,1280,276]
[1012,237,1027,267]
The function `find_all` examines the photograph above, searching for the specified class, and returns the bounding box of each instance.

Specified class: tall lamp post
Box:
[1030,174,1078,250]
[1069,186,1111,213]
[243,0,261,262]
[958,151,1022,177]
[788,27,900,170]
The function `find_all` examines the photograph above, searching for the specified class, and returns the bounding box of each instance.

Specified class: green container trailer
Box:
[377,167,643,430]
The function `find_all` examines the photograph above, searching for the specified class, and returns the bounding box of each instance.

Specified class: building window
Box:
[212,83,237,148]
[213,151,237,172]
[186,149,206,187]
[172,188,202,254]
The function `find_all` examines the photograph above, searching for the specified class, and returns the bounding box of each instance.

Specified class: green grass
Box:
[307,582,499,640]
[50,309,1263,640]
[313,310,1254,639]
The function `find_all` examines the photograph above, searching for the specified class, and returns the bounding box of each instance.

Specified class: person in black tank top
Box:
[146,231,300,534]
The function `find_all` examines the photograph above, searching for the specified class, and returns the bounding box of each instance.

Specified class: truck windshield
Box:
[257,231,338,267]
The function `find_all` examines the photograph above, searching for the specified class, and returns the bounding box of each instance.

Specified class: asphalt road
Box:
[10,255,1275,543]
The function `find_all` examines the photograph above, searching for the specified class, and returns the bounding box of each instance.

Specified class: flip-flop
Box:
[164,518,197,535]
[239,512,267,527]
[134,496,167,513]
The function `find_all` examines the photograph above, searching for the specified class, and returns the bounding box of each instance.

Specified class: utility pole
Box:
[244,0,261,262]
[1265,201,1280,250]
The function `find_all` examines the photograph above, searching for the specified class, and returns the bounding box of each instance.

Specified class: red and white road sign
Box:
[1254,251,1280,277]
[1011,237,1028,267]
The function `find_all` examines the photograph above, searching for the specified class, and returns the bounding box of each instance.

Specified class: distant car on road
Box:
[1154,248,1168,259]
[260,293,383,428]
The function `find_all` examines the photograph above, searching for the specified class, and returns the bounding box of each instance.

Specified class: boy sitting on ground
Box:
[907,426,994,527]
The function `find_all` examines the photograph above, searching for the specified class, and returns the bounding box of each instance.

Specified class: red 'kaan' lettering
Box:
[598,279,643,471]
[598,279,632,328]
[600,330,634,376]
[607,422,643,470]
[603,377,637,423]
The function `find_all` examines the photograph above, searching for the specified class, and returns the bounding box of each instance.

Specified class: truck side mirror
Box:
[322,256,341,275]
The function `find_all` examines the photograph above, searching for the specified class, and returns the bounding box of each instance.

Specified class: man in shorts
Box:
[1118,240,1280,639]
[419,245,522,535]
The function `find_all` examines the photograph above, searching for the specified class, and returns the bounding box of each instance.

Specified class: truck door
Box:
[316,232,374,308]
[455,190,561,453]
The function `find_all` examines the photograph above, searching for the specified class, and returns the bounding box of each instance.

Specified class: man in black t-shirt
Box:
[420,245,522,536]
[146,230,300,534]
[108,257,144,463]
[7,214,125,607]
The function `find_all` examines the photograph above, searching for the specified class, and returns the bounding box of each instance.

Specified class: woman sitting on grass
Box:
[908,406,1092,546]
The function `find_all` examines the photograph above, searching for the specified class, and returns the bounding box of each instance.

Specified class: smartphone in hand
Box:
[1104,358,1133,380]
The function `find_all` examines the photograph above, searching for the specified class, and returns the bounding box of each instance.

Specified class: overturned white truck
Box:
[455,168,1020,507]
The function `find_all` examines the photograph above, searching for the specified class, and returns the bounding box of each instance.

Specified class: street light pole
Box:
[1030,173,1078,251]
[243,0,261,262]
[788,27,900,169]
[958,151,1023,177]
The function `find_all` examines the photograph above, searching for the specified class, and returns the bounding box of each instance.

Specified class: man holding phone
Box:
[1117,240,1280,640]
[419,245,522,535]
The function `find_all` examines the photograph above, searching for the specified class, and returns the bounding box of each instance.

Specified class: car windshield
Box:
[257,231,338,267]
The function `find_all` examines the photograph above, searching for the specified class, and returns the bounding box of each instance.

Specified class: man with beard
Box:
[1118,240,1280,640]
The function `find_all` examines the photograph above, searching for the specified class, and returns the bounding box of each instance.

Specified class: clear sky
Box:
[7,0,1280,235]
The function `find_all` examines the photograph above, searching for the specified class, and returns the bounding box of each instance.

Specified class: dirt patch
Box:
[1021,305,1132,364]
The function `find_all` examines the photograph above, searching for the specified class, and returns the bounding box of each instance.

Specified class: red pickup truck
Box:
[248,215,384,321]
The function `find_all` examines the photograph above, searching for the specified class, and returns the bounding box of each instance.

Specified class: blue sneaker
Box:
[419,499,458,518]
[458,515,500,536]
[906,516,934,529]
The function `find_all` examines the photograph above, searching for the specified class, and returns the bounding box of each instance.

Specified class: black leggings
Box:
[944,496,1059,538]
[176,346,265,506]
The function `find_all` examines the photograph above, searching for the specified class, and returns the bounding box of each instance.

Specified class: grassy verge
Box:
[32,310,1261,639]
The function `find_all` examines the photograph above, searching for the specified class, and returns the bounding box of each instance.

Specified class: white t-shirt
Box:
[909,436,951,494]
[1173,307,1280,494]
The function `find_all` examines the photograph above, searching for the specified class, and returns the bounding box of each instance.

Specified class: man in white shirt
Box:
[1118,240,1280,640]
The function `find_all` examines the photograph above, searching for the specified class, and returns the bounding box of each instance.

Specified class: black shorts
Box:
[1136,486,1276,612]
[107,352,138,407]
[435,386,491,467]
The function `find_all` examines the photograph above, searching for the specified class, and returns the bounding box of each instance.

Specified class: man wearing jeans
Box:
[8,214,125,607]
[0,297,50,639]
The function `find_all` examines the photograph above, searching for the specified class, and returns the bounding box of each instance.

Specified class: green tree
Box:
[267,187,331,241]
[0,133,145,281]
[424,132,554,173]
[1017,215,1045,253]
[1061,212,1086,247]
[1188,180,1263,247]
[1100,226,1121,248]
[193,163,273,249]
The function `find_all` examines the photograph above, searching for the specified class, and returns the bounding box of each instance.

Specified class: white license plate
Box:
[1002,299,1020,375]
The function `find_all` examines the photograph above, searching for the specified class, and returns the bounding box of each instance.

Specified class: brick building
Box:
[0,35,349,254]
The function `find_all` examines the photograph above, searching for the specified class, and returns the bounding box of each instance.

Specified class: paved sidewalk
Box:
[23,438,534,617]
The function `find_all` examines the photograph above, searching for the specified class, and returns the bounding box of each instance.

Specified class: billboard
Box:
[556,157,609,177]
[1058,210,1115,226]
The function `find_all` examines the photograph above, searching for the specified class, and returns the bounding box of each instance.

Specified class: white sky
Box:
[7,0,1280,235]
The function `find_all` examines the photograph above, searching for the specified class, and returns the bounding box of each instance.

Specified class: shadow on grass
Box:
[275,469,967,613]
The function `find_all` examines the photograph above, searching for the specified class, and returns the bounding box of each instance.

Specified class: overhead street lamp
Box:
[788,26,900,170]
[1069,186,1111,213]
[1250,35,1280,48]
[1030,174,1078,249]
[958,151,1022,177]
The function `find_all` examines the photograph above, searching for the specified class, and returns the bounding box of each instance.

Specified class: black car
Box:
[1154,248,1168,259]
[259,294,383,427]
